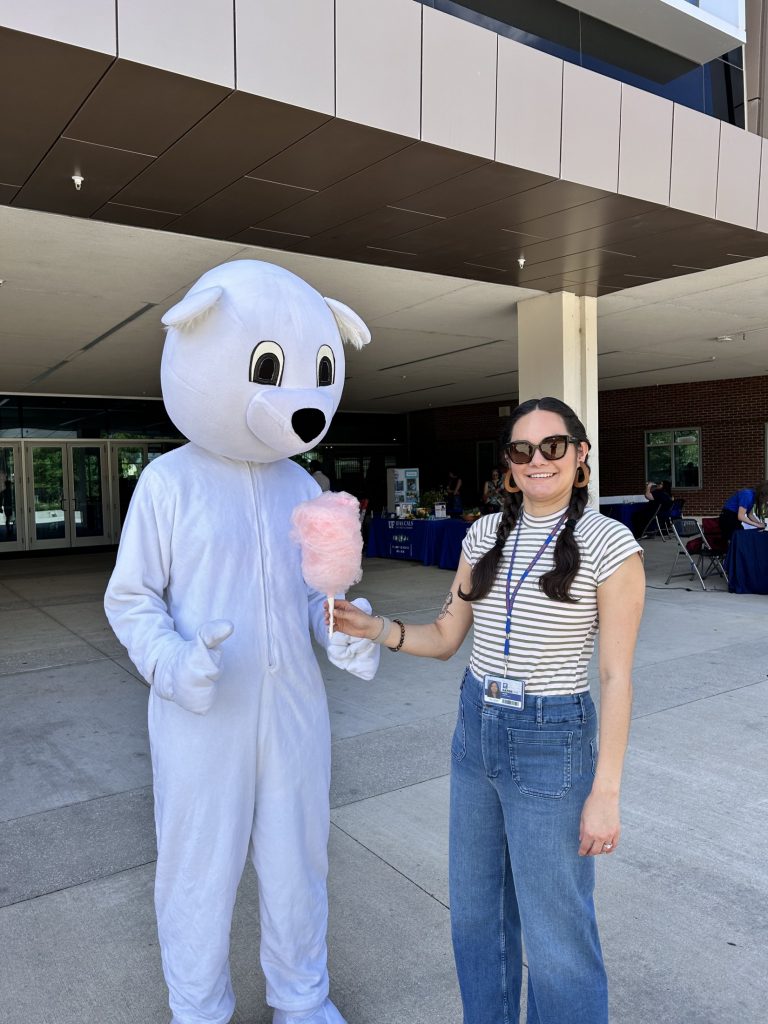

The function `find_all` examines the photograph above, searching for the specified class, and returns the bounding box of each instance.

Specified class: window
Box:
[645,428,701,489]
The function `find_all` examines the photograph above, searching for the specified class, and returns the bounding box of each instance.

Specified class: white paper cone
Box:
[328,594,335,638]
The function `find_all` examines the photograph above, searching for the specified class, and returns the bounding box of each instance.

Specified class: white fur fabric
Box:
[104,260,375,1024]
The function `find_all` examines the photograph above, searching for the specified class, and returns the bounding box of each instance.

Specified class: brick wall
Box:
[599,375,768,514]
[407,375,768,515]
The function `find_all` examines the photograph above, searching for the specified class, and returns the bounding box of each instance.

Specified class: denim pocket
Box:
[451,698,467,763]
[508,729,573,798]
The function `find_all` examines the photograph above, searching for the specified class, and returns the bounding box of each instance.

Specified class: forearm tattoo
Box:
[438,591,454,620]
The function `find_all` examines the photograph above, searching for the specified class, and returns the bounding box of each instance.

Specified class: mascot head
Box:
[160,260,370,462]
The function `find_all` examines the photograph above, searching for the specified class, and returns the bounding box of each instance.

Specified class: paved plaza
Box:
[0,537,766,1024]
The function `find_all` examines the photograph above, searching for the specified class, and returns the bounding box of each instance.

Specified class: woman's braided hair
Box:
[458,397,591,604]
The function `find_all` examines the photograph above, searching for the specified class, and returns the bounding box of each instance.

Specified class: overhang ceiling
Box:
[2,206,768,414]
[4,25,768,301]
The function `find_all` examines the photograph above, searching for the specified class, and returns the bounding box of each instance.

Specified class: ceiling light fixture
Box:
[72,174,85,191]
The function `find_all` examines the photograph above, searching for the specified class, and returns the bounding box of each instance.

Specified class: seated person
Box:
[482,469,503,514]
[631,480,672,538]
[645,480,673,512]
[719,481,768,543]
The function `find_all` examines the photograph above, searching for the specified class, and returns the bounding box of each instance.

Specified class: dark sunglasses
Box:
[504,434,581,465]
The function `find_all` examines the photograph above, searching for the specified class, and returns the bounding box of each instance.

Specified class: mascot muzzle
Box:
[246,387,337,454]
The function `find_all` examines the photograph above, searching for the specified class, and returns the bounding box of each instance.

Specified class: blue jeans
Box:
[449,669,608,1024]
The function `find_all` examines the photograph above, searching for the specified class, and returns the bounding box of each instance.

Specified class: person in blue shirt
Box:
[719,481,768,542]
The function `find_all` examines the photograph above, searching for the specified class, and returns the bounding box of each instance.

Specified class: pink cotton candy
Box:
[290,490,363,595]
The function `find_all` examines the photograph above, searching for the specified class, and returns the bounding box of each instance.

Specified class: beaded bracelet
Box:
[387,618,406,652]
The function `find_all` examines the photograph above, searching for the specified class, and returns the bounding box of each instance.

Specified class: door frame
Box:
[0,441,25,553]
[22,440,112,550]
[69,441,111,548]
[107,441,149,543]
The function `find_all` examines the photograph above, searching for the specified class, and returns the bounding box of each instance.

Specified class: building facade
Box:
[1,0,767,549]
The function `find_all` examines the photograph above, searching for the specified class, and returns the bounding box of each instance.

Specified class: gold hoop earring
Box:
[574,464,590,488]
[503,469,520,494]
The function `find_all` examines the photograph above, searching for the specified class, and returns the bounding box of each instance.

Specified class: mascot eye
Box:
[249,340,284,386]
[316,345,335,387]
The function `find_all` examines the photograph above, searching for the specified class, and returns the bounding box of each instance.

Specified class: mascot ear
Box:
[161,286,224,331]
[324,297,371,350]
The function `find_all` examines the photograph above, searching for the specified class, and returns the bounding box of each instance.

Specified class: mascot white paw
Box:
[154,619,234,714]
[326,598,380,681]
[273,996,348,1024]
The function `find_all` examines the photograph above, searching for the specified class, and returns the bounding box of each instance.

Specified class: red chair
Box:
[666,518,728,590]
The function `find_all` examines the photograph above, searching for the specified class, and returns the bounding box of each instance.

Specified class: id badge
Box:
[483,673,525,709]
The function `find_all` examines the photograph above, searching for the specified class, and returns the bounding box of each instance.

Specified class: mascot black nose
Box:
[292,408,326,443]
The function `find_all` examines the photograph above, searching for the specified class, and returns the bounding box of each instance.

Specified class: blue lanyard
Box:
[503,510,569,666]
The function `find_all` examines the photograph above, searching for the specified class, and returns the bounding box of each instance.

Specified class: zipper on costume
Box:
[249,464,277,670]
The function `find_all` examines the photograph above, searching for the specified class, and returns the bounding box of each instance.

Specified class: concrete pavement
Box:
[0,536,766,1024]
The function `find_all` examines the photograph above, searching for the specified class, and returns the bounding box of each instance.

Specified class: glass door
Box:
[0,444,24,552]
[109,443,148,541]
[26,444,71,549]
[69,443,110,546]
[25,442,110,549]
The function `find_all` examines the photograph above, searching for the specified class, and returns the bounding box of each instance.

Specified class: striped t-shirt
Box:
[461,506,642,695]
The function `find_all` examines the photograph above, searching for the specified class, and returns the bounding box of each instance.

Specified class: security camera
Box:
[517,256,526,270]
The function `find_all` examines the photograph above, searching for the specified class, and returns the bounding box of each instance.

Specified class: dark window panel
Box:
[0,397,21,437]
[580,14,698,84]
[705,61,745,127]
[721,46,744,68]
[582,53,706,113]
[434,0,581,51]
[323,411,408,446]
[433,0,580,60]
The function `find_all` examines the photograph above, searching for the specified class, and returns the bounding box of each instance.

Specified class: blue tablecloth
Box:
[724,528,768,594]
[601,501,649,531]
[367,517,471,570]
[438,518,472,569]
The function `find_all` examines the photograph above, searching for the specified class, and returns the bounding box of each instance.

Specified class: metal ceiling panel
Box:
[0,27,112,184]
[66,59,229,156]
[91,203,179,229]
[174,176,318,239]
[395,160,553,219]
[12,138,153,218]
[113,92,329,214]
[253,138,479,237]
[250,117,415,192]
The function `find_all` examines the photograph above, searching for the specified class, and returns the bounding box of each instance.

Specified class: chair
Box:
[665,497,685,534]
[643,496,684,542]
[640,504,668,542]
[700,517,729,581]
[665,518,728,590]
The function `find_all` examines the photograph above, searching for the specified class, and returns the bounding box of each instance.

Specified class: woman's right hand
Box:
[325,598,378,639]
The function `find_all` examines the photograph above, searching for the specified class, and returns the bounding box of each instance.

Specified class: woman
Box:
[719,481,768,542]
[331,397,645,1024]
[482,468,503,513]
[445,470,463,516]
[633,479,673,538]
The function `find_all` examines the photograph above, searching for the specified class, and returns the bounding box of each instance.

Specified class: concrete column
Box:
[516,291,600,502]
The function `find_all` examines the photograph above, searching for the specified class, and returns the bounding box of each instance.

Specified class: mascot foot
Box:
[273,997,347,1024]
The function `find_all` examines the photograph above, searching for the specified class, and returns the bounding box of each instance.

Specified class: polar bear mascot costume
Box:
[105,259,379,1024]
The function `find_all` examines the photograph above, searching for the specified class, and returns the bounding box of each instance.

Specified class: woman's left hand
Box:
[578,790,621,856]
